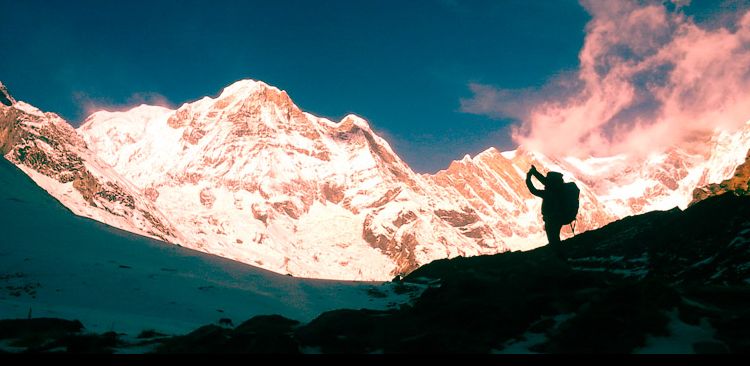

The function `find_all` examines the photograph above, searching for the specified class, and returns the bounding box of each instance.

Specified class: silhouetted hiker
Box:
[526,165,580,259]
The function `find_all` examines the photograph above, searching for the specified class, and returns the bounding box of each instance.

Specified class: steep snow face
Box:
[429,147,618,251]
[553,121,750,217]
[77,105,174,172]
[78,80,508,280]
[0,99,181,244]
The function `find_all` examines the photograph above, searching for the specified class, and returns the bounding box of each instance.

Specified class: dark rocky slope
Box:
[284,193,750,353]
[692,148,750,204]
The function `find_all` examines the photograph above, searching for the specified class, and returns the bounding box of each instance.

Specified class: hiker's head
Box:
[547,171,564,187]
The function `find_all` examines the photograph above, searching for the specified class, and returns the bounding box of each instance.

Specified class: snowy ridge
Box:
[0,102,182,243]
[0,81,15,106]
[2,79,750,281]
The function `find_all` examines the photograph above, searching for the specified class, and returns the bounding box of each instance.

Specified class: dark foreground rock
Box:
[0,318,122,353]
[154,315,301,354]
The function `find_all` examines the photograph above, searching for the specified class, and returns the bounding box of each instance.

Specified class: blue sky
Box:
[0,0,745,172]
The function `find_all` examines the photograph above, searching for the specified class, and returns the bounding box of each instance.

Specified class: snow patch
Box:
[634,310,720,354]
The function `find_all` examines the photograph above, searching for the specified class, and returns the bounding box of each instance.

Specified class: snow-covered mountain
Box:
[76,80,508,280]
[2,79,749,281]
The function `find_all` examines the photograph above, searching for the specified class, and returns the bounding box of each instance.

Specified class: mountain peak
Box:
[217,79,289,102]
[0,81,17,106]
[474,147,504,162]
[219,79,269,97]
[339,114,372,131]
[212,79,300,115]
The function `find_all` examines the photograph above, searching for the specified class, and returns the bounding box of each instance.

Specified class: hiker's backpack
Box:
[558,182,580,225]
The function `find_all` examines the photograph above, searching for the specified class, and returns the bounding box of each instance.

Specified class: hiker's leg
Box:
[545,222,564,259]
[545,222,561,246]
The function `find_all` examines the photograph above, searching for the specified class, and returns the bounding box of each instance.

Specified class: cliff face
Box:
[692,148,750,204]
[0,87,180,243]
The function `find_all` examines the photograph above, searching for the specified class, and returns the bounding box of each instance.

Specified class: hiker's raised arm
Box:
[530,169,547,185]
[526,170,544,197]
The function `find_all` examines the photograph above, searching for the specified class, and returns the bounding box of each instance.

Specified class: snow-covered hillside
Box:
[0,158,414,338]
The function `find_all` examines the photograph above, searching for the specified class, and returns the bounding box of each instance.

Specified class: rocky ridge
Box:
[692,148,750,204]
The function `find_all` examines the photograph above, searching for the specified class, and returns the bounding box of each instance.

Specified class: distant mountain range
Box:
[1,80,749,280]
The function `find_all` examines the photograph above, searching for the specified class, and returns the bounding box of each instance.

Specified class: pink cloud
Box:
[460,71,583,123]
[463,0,750,159]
